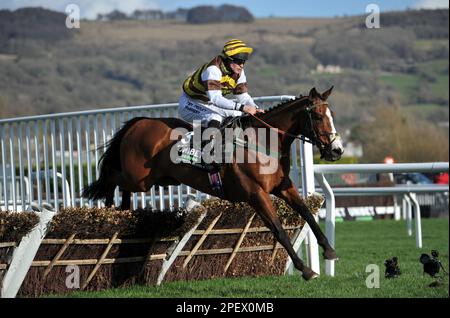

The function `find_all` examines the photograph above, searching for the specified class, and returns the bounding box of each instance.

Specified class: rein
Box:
[248,101,330,148]
[248,113,317,145]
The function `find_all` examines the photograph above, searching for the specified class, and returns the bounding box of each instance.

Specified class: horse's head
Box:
[303,86,344,161]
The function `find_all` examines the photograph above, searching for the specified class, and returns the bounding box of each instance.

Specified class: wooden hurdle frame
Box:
[1,205,309,297]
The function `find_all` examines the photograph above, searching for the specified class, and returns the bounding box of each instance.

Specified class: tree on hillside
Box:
[97,10,129,21]
[0,7,73,54]
[186,4,254,24]
[351,106,449,163]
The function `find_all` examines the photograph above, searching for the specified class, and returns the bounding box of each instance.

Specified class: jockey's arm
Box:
[233,70,263,113]
[202,66,244,111]
[234,92,264,114]
[206,89,244,111]
[202,66,262,113]
[233,70,258,108]
[234,92,258,108]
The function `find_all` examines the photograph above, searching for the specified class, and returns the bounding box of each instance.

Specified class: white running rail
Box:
[314,162,449,276]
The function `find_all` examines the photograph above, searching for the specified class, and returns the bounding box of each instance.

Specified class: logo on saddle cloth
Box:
[176,130,234,167]
[178,132,202,164]
[171,117,280,177]
[177,117,246,167]
[176,130,227,196]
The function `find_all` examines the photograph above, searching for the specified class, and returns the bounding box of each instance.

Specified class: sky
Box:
[0,0,448,19]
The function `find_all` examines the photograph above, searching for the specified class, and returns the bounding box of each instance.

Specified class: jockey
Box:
[179,39,264,130]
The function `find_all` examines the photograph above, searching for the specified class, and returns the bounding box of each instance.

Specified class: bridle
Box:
[249,100,340,151]
[304,101,341,151]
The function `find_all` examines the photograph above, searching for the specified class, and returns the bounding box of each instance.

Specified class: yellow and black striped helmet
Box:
[222,39,253,61]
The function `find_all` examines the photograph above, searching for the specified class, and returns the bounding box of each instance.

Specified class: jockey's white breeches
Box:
[178,92,242,127]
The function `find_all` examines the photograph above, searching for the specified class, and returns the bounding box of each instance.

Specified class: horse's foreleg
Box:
[249,189,318,281]
[275,182,337,260]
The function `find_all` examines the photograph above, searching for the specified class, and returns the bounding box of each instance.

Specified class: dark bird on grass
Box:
[384,256,401,278]
[420,250,447,278]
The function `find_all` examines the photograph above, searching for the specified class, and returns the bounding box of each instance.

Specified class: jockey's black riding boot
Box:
[202,120,222,162]
[208,120,222,144]
[203,122,225,194]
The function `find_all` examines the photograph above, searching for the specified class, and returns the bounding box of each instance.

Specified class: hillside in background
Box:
[96,4,254,23]
[0,8,448,161]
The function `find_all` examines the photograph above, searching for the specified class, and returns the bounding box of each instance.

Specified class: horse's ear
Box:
[321,86,334,100]
[308,87,321,100]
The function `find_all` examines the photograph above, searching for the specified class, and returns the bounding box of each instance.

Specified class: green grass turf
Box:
[48,218,449,298]
[380,59,449,103]
[380,73,421,98]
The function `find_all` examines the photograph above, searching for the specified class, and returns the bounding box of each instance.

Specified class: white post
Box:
[1,203,56,298]
[402,194,408,220]
[157,210,207,285]
[404,194,413,236]
[284,223,310,275]
[315,172,335,276]
[300,141,320,274]
[408,193,422,248]
[393,195,401,221]
[285,142,301,275]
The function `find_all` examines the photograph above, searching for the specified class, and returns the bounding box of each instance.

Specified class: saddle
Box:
[176,116,247,171]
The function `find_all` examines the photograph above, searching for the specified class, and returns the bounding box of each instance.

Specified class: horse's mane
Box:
[258,95,309,118]
[234,95,309,130]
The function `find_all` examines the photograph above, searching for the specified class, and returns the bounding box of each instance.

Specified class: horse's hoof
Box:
[302,269,319,281]
[323,249,339,261]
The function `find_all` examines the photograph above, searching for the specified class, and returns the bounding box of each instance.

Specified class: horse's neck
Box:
[260,98,309,154]
[262,98,308,132]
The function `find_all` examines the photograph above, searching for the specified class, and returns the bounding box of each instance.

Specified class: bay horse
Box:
[83,86,344,280]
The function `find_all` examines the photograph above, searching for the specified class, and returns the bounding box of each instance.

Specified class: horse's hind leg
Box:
[105,190,115,208]
[116,174,133,210]
[275,182,337,260]
[120,190,131,210]
[249,189,318,281]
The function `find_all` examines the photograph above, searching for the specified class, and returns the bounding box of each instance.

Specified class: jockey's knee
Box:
[208,120,221,129]
[203,114,223,127]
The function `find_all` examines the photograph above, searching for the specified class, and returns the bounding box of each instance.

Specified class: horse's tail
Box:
[82,117,146,201]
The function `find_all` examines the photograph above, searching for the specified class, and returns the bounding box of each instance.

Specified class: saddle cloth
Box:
[176,116,247,170]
